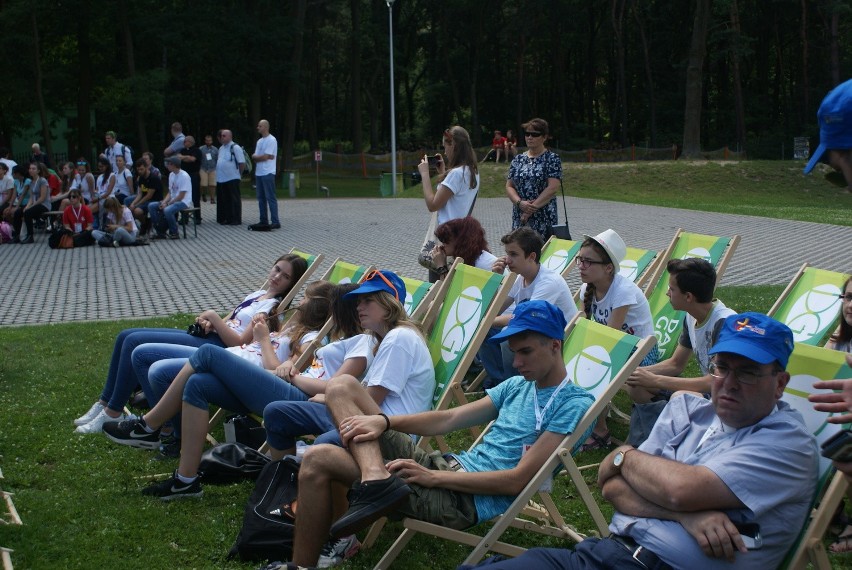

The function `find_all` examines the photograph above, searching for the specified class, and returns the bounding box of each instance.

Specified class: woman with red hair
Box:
[429,216,496,276]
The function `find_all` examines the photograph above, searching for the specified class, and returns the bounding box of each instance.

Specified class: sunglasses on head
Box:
[363,270,400,301]
[76,161,87,166]
[524,131,543,138]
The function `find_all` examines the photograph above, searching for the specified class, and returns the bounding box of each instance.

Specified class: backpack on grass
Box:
[229,456,300,562]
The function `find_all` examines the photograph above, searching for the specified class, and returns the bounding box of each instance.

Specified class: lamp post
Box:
[386,0,397,195]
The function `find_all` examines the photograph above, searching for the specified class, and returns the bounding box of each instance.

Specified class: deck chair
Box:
[372,315,656,568]
[399,275,436,324]
[781,344,852,569]
[769,263,850,347]
[643,228,740,360]
[540,237,582,279]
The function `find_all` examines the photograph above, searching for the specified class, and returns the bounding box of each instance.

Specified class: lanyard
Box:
[70,205,83,223]
[533,376,570,433]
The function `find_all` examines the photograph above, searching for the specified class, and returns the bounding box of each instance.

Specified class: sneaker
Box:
[270,223,281,230]
[75,409,131,434]
[317,534,360,568]
[74,402,104,426]
[151,233,167,240]
[113,240,120,248]
[141,471,203,501]
[329,475,411,538]
[153,434,181,460]
[20,235,34,244]
[167,232,180,240]
[102,418,161,449]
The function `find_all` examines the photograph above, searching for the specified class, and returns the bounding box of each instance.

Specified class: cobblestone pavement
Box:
[0,197,849,326]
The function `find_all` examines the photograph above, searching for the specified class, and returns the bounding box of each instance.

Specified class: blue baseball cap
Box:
[488,300,567,344]
[804,79,852,174]
[343,269,406,302]
[708,312,795,368]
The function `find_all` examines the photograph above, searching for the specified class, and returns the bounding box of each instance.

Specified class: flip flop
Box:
[830,526,852,554]
[579,431,611,452]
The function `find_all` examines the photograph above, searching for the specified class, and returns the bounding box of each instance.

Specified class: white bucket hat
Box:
[582,229,627,267]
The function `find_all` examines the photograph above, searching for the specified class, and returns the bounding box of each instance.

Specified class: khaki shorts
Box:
[378,431,477,530]
[199,169,216,187]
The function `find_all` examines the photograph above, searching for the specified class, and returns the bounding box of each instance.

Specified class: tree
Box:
[682,0,712,158]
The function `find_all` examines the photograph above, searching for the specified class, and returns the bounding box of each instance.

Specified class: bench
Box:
[178,208,201,239]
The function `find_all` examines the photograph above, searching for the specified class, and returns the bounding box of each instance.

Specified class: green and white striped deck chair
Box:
[372,314,656,569]
[320,258,371,285]
[644,228,740,360]
[782,345,852,569]
[400,275,436,324]
[540,236,582,279]
[769,263,850,347]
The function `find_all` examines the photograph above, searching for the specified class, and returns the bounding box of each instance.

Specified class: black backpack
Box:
[228,456,300,562]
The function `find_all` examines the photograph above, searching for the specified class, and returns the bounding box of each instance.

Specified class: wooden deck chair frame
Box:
[768,262,850,347]
[206,258,374,445]
[1,547,13,570]
[371,314,656,568]
[642,228,740,361]
[780,343,852,569]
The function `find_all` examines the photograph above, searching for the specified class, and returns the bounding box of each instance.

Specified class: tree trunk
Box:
[829,8,840,85]
[611,0,628,146]
[31,11,52,161]
[119,7,147,152]
[76,0,92,161]
[349,0,362,152]
[632,0,657,147]
[282,0,307,170]
[681,0,711,158]
[800,0,809,122]
[730,0,746,151]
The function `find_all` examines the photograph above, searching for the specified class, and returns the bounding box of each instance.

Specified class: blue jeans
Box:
[91,227,136,245]
[263,400,342,451]
[457,537,658,570]
[255,173,278,225]
[132,344,199,403]
[181,344,310,415]
[148,200,187,235]
[477,327,518,390]
[98,328,223,412]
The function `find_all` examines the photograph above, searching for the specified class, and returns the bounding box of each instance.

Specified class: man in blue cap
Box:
[285,300,594,568]
[804,79,852,194]
[463,312,818,570]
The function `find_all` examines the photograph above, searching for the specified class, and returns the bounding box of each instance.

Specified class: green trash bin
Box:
[379,173,403,197]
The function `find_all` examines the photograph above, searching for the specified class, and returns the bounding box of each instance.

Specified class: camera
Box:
[427,154,442,166]
[821,429,852,462]
[186,322,208,338]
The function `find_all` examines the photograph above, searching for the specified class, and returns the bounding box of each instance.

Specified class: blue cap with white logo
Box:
[488,300,567,343]
[708,312,795,368]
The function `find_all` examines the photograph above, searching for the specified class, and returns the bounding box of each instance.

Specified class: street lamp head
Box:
[386,0,395,6]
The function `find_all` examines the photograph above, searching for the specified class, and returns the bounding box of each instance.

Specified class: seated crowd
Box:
[66,216,851,570]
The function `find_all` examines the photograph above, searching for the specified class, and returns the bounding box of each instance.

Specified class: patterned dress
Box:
[507,149,563,238]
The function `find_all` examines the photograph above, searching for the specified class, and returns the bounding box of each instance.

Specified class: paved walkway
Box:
[0,197,849,326]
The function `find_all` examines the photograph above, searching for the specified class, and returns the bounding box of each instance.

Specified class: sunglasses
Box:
[76,161,88,166]
[69,194,81,199]
[524,131,543,138]
[363,270,400,301]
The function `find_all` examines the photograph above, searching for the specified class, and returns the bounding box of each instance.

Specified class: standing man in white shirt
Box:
[102,131,133,173]
[250,119,279,230]
[149,156,192,240]
[163,122,185,157]
[215,129,244,225]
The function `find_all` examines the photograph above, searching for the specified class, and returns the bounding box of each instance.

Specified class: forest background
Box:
[0,0,850,168]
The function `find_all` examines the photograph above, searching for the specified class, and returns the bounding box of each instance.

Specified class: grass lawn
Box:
[3,284,851,569]
[264,160,851,226]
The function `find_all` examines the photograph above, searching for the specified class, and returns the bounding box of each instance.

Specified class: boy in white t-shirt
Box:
[479,227,577,388]
[148,156,191,239]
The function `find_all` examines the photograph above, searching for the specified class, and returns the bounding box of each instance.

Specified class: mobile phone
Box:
[821,429,852,462]
[735,522,762,550]
[427,154,442,166]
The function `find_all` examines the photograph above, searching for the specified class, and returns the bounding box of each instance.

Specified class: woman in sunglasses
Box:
[60,189,94,246]
[505,118,562,240]
[576,229,657,451]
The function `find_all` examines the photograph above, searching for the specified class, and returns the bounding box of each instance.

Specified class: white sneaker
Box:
[75,409,134,434]
[74,402,104,426]
[317,534,360,568]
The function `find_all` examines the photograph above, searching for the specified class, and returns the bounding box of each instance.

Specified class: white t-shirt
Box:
[437,165,479,225]
[113,168,133,197]
[362,326,435,417]
[227,330,320,368]
[226,290,280,334]
[473,250,498,271]
[304,334,376,380]
[104,207,138,238]
[682,300,736,375]
[254,134,278,177]
[0,174,13,203]
[508,265,577,322]
[71,173,94,202]
[167,170,193,207]
[579,273,654,339]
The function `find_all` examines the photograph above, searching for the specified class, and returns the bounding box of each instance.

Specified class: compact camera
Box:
[186,322,208,338]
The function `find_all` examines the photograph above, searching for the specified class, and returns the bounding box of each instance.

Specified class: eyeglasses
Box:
[708,362,779,385]
[363,270,400,300]
[575,257,608,269]
[839,293,852,303]
[524,131,543,138]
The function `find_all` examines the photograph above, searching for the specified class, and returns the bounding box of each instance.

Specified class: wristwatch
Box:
[613,448,635,471]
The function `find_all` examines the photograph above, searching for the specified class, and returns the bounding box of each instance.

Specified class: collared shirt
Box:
[216,142,243,183]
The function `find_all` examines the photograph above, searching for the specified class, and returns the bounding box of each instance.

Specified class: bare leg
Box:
[267,445,295,461]
[176,402,208,478]
[623,384,657,404]
[143,361,196,429]
[325,375,388,481]
[292,444,361,566]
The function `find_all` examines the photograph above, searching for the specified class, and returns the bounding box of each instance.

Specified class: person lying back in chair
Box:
[285,300,594,568]
[462,312,818,570]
